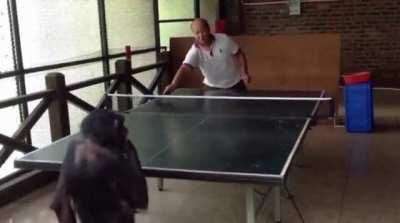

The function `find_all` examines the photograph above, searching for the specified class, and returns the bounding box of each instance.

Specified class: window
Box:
[158,0,219,49]
[106,0,157,95]
[17,0,101,68]
[159,22,192,48]
[0,0,13,72]
[106,0,155,50]
[200,0,220,32]
[0,0,156,180]
[17,0,103,154]
[0,1,21,178]
[158,0,195,49]
[0,79,20,178]
[159,0,194,20]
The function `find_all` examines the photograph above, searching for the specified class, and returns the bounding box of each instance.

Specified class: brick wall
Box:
[225,0,400,87]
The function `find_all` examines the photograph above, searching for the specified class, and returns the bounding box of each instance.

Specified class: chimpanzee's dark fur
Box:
[51,109,148,223]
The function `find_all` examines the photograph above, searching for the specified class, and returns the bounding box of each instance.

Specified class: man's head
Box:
[191,18,212,46]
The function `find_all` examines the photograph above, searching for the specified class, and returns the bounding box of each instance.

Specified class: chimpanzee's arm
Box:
[50,141,78,223]
[116,141,148,211]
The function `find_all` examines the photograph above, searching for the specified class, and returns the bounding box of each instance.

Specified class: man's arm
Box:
[163,64,192,94]
[234,49,251,84]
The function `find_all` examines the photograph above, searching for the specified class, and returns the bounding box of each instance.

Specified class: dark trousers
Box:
[204,80,247,92]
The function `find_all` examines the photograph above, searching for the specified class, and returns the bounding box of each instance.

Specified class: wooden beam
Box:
[66,93,96,112]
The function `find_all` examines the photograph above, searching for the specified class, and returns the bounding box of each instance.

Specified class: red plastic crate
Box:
[343,71,371,85]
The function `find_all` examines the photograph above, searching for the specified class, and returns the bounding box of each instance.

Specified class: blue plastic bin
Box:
[344,81,374,132]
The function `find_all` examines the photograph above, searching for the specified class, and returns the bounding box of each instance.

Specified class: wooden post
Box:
[159,50,170,94]
[115,59,133,111]
[45,72,70,141]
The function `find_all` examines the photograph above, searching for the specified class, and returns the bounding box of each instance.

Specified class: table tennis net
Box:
[106,92,335,120]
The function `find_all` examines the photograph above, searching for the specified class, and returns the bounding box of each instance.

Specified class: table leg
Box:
[157,178,164,191]
[274,186,281,223]
[246,186,255,223]
[297,143,305,167]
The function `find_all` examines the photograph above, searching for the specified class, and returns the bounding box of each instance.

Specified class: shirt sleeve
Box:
[182,45,199,68]
[225,35,240,55]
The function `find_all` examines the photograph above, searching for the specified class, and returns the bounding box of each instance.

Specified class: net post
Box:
[115,59,133,111]
[329,97,337,126]
[45,72,70,141]
[158,49,170,95]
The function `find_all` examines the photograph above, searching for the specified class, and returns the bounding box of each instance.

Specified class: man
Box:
[163,18,251,94]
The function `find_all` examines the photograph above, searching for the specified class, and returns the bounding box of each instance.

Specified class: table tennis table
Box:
[15,88,327,223]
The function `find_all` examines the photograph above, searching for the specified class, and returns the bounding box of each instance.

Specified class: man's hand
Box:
[241,73,252,84]
[163,83,177,95]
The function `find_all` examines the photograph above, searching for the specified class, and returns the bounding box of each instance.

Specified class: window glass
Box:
[25,62,104,141]
[200,0,219,32]
[0,0,14,72]
[110,52,158,95]
[158,0,194,20]
[17,0,101,68]
[160,22,192,49]
[0,77,21,178]
[106,0,155,50]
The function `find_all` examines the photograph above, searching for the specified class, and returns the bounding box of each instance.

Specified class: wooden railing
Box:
[0,57,168,168]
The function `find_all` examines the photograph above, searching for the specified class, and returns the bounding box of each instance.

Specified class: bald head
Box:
[191,18,210,32]
[191,18,212,46]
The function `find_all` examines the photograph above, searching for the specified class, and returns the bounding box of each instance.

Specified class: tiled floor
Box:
[0,89,399,223]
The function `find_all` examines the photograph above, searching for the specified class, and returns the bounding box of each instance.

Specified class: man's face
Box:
[192,21,211,46]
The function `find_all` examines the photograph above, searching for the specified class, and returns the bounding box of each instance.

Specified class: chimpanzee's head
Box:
[80,109,128,147]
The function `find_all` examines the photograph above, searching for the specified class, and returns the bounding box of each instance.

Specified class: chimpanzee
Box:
[50,109,148,223]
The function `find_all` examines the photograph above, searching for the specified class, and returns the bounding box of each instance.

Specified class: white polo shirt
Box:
[182,33,241,88]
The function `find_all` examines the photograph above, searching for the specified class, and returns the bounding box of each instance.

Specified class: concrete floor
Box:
[0,89,399,223]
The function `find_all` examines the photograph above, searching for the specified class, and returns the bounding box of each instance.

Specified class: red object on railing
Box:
[125,45,132,61]
[215,20,226,33]
[343,71,371,85]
